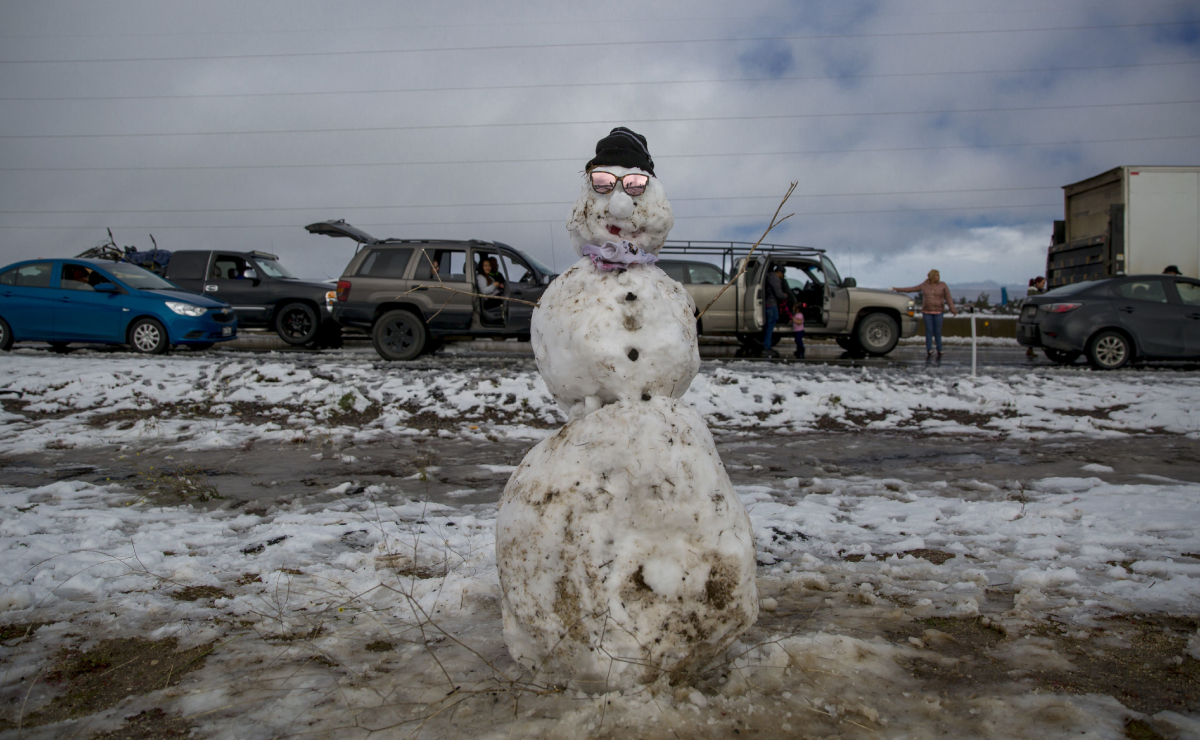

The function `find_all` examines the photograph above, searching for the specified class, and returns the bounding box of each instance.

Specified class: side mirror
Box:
[243,269,258,280]
[842,277,857,288]
[542,274,552,285]
[94,282,119,293]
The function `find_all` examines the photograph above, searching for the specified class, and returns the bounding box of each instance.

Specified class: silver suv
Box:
[658,242,917,355]
[310,221,556,360]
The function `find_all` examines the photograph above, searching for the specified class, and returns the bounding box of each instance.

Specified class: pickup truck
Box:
[161,250,341,347]
[658,242,917,355]
[77,242,342,347]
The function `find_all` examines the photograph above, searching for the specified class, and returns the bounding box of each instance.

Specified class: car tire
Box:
[856,313,899,355]
[275,302,319,345]
[0,317,12,351]
[1043,348,1081,365]
[1086,330,1132,370]
[128,318,170,355]
[372,310,426,361]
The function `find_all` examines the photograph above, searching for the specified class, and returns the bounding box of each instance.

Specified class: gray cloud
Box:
[0,0,1196,291]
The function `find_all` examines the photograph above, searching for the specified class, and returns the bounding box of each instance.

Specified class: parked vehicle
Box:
[1048,166,1200,287]
[161,250,340,347]
[1016,274,1200,369]
[658,242,917,355]
[0,258,236,354]
[308,220,557,360]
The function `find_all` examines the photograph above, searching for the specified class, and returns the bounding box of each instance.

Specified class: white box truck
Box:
[1048,165,1200,287]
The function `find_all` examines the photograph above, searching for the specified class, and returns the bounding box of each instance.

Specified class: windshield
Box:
[253,258,296,279]
[105,262,178,290]
[516,249,556,277]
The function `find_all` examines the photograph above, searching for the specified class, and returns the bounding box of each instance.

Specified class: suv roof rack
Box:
[248,250,279,261]
[660,240,825,258]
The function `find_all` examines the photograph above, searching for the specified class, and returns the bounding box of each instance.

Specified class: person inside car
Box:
[476,258,506,301]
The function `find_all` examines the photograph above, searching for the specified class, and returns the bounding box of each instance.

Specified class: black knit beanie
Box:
[586,127,655,176]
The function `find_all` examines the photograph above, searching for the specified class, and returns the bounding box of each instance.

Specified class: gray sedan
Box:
[1017,275,1200,369]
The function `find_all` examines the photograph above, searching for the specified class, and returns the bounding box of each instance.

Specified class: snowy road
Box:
[2,350,1199,739]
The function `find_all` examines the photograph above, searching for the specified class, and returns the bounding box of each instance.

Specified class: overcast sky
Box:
[1,1,1197,290]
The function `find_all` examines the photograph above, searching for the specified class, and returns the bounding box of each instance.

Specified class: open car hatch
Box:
[305,220,378,245]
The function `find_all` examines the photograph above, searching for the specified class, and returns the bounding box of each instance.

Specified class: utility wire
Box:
[0,187,1061,216]
[0,134,1194,172]
[0,21,1193,64]
[0,203,1061,230]
[1,99,1196,140]
[2,60,1196,102]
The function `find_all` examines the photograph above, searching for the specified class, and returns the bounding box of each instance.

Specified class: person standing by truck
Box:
[1024,277,1046,358]
[762,264,791,357]
[892,270,956,358]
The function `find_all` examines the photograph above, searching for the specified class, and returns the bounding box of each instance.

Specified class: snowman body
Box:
[496,161,758,691]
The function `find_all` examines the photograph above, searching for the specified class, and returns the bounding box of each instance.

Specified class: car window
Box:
[356,248,414,279]
[688,263,725,285]
[1114,279,1167,303]
[0,262,53,288]
[500,253,536,285]
[412,248,466,282]
[820,256,842,287]
[659,261,687,282]
[211,254,252,280]
[1175,280,1200,306]
[60,263,109,291]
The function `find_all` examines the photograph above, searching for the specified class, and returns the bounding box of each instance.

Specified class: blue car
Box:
[0,258,237,354]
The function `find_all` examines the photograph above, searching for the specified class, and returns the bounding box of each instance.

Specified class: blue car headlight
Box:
[166,301,207,317]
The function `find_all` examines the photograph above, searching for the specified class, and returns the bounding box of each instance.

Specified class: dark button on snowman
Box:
[496,128,758,691]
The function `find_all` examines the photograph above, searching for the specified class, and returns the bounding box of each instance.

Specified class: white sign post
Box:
[970,314,978,377]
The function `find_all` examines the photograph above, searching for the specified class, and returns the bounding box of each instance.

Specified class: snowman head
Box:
[568,128,674,256]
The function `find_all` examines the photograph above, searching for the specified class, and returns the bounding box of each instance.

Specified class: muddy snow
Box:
[1,351,1199,739]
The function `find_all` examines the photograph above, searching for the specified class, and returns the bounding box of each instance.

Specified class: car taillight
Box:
[1040,302,1082,313]
[336,280,351,302]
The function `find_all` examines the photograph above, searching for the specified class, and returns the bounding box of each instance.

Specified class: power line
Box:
[1,99,1196,141]
[0,202,1061,231]
[0,134,1194,173]
[3,60,1196,103]
[0,187,1062,216]
[0,21,1193,65]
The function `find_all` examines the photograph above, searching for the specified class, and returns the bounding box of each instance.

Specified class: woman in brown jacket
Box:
[892,270,956,357]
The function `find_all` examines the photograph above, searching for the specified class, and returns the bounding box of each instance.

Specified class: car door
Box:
[1171,278,1200,356]
[410,246,473,331]
[205,253,269,325]
[1111,278,1184,357]
[0,262,57,339]
[54,262,125,341]
[687,262,734,331]
[497,250,545,332]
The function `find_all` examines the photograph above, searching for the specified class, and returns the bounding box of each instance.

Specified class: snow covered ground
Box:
[2,351,1199,738]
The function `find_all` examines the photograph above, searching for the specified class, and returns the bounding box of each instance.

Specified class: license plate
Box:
[222,327,232,336]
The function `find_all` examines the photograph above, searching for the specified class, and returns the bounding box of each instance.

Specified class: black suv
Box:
[163,249,341,347]
[308,220,556,360]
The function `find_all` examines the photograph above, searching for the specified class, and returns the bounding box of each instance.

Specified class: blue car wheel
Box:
[129,317,170,355]
[0,317,11,351]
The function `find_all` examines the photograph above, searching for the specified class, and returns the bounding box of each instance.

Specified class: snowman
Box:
[495,128,758,691]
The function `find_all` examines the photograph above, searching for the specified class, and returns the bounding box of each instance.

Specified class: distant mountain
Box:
[945,281,1030,304]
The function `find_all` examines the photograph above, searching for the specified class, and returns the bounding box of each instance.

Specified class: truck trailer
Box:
[1047,165,1200,287]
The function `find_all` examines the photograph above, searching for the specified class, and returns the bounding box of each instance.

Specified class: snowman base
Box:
[496,397,758,691]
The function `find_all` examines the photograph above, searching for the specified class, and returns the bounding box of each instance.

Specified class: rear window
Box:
[357,248,414,279]
[165,251,209,280]
[1114,279,1167,303]
[688,262,725,285]
[1043,280,1105,297]
[0,262,53,288]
